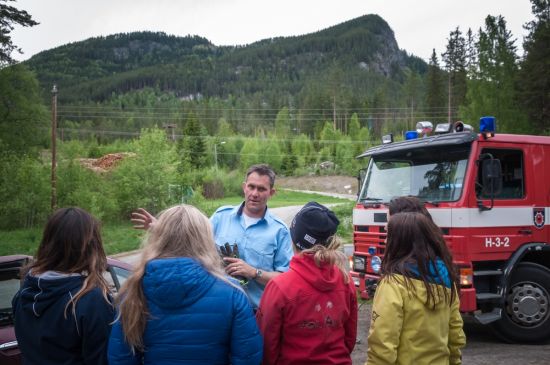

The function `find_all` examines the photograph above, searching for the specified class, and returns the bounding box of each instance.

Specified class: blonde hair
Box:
[300,235,349,284]
[116,204,232,351]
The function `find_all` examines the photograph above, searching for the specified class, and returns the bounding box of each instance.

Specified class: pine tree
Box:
[517,0,550,133]
[178,111,207,169]
[463,15,524,131]
[0,64,47,154]
[465,28,478,79]
[425,49,445,119]
[442,27,468,120]
[0,0,38,66]
[274,107,290,139]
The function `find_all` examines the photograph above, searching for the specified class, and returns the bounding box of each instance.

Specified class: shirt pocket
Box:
[244,244,275,270]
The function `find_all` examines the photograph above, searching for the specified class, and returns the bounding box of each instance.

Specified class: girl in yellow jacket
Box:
[366,212,466,365]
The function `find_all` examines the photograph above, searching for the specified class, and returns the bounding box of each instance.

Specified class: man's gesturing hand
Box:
[131,208,157,230]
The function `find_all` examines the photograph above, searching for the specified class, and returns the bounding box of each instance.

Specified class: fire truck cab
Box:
[351,117,550,343]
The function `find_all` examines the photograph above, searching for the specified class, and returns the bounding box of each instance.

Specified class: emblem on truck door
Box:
[533,208,545,229]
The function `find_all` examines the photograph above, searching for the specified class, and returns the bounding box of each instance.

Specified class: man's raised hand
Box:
[131,208,157,230]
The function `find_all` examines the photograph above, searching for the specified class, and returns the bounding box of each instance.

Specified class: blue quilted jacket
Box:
[108,257,262,365]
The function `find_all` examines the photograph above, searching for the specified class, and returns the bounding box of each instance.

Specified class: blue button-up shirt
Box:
[210,203,293,309]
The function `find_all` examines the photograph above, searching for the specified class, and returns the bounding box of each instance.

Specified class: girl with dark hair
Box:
[367,212,466,365]
[388,196,432,219]
[12,207,114,365]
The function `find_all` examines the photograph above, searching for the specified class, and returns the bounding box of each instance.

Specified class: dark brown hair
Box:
[246,164,276,188]
[27,207,110,312]
[382,212,458,308]
[388,196,432,220]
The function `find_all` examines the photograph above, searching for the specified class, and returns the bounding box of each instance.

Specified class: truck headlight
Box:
[353,256,366,271]
[371,256,382,273]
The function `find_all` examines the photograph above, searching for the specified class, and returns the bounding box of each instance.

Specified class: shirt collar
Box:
[235,201,269,221]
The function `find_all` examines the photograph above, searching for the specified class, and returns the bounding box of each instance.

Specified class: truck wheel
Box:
[490,262,550,343]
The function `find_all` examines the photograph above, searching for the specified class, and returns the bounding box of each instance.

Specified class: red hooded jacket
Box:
[256,253,358,365]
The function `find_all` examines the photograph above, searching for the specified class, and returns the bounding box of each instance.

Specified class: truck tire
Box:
[490,262,550,343]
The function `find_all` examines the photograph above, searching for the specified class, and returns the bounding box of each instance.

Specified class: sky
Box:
[10,0,534,63]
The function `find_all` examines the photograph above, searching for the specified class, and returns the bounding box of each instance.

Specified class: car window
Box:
[103,265,131,294]
[0,279,19,311]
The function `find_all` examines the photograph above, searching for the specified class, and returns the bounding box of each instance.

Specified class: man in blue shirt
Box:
[210,164,293,309]
[131,164,293,310]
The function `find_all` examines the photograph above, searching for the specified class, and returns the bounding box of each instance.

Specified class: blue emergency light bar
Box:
[480,116,496,133]
[405,131,418,140]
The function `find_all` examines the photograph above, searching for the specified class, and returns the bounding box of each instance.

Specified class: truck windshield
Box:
[359,144,471,203]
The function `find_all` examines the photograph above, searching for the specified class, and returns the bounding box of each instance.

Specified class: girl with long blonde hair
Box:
[108,204,262,365]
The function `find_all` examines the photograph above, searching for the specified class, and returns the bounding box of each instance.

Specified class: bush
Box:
[0,155,50,229]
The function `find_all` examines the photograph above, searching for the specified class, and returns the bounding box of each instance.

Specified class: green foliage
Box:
[425,49,446,114]
[335,136,356,175]
[239,138,262,169]
[0,0,38,66]
[330,201,355,243]
[55,150,113,222]
[0,154,50,229]
[0,223,143,256]
[442,27,468,115]
[274,107,291,139]
[111,128,179,217]
[461,15,526,132]
[517,0,550,134]
[260,137,283,172]
[291,134,315,168]
[179,111,207,169]
[0,64,48,155]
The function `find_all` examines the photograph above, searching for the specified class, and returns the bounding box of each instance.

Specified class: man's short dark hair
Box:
[246,164,276,188]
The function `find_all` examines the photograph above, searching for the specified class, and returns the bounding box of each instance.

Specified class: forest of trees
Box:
[1,0,549,229]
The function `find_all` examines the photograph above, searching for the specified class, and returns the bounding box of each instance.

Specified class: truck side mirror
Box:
[481,159,502,196]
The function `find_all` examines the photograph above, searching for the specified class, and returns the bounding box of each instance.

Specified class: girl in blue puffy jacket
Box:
[108,204,263,365]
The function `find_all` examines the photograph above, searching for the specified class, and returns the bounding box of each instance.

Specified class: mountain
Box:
[24,14,427,105]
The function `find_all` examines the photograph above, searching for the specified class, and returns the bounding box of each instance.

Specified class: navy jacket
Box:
[108,257,262,365]
[12,272,114,365]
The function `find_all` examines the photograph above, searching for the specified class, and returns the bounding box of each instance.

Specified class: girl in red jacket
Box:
[256,201,358,365]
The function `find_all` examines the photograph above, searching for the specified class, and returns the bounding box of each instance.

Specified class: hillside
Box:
[24,14,427,104]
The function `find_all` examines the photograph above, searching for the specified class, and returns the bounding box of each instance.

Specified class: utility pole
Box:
[51,85,58,212]
[214,141,226,170]
[448,73,452,123]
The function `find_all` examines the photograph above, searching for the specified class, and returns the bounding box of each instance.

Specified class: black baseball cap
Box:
[290,202,340,251]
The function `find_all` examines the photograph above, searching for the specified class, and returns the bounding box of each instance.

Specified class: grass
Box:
[0,191,354,256]
[197,189,351,216]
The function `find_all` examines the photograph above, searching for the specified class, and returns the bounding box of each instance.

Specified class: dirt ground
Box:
[352,303,550,364]
[277,175,358,195]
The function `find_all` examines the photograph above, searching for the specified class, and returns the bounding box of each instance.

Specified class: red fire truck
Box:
[351,117,550,343]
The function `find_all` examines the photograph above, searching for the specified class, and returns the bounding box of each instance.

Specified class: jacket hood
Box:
[290,253,341,292]
[17,273,85,317]
[143,257,217,309]
[399,258,453,307]
[408,258,452,288]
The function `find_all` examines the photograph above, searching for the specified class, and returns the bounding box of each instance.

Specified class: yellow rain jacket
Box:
[366,274,466,365]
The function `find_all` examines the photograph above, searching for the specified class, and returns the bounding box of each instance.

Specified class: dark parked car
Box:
[0,255,132,365]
